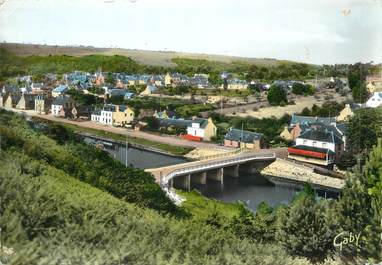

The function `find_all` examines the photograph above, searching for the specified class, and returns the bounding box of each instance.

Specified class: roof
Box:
[146,84,158,93]
[8,94,21,103]
[224,128,262,143]
[53,85,68,93]
[21,94,36,102]
[92,109,101,116]
[159,118,192,129]
[290,114,336,126]
[102,104,116,112]
[334,123,347,135]
[52,96,73,106]
[298,128,343,144]
[191,118,209,128]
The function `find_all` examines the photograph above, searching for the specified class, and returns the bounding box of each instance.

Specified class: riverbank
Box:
[32,116,193,156]
[178,190,242,219]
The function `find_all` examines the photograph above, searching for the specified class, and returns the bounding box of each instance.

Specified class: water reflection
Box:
[196,173,298,211]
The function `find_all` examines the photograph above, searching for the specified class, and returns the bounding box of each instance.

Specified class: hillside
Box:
[0,43,290,67]
[0,109,320,265]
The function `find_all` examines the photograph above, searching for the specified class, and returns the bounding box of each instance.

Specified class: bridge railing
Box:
[160,152,275,187]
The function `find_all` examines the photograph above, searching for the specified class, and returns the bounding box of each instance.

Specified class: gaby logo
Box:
[333,232,361,251]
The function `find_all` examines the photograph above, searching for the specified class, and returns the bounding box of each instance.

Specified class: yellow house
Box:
[164,73,172,86]
[280,126,293,141]
[336,103,361,122]
[112,105,135,126]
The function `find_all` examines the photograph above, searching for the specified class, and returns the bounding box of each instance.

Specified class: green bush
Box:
[267,84,288,106]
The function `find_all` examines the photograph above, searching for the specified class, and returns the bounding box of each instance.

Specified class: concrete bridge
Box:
[146,149,345,205]
[145,152,276,203]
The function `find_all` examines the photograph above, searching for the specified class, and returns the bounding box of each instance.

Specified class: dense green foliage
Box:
[347,63,371,103]
[267,84,288,106]
[172,58,319,83]
[291,83,314,96]
[336,140,382,262]
[277,190,337,262]
[0,110,177,214]
[66,88,100,106]
[210,112,290,146]
[299,101,345,117]
[344,108,382,166]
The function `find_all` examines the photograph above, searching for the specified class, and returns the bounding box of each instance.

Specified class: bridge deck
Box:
[145,149,279,182]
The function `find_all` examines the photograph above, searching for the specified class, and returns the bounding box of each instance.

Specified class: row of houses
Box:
[112,73,210,89]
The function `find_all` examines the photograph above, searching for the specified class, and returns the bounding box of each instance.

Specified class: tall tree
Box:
[347,63,371,103]
[277,192,337,262]
[337,139,382,261]
[346,108,382,164]
[267,84,287,106]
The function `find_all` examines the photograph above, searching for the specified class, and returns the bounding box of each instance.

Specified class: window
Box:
[303,140,307,145]
[313,141,317,147]
[322,143,327,148]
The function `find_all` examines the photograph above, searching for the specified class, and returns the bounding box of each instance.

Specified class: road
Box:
[146,148,287,182]
[5,108,230,150]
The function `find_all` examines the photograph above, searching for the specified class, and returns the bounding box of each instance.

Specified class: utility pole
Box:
[125,135,128,167]
[240,123,244,151]
[220,91,223,116]
[0,135,3,253]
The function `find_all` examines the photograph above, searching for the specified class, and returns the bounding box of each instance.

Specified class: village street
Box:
[10,108,231,150]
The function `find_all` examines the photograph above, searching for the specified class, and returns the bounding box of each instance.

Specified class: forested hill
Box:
[0,44,320,82]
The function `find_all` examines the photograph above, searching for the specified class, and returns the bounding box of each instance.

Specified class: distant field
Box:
[0,43,290,67]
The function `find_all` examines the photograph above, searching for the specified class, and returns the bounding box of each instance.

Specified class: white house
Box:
[184,118,217,141]
[51,96,75,117]
[288,127,345,168]
[91,105,114,126]
[365,92,382,108]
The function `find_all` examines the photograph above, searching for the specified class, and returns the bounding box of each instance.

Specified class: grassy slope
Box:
[179,190,242,219]
[1,151,314,265]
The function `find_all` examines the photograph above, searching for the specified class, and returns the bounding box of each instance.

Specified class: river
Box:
[85,137,303,211]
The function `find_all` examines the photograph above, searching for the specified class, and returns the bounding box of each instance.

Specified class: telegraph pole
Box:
[125,135,128,167]
[0,135,3,253]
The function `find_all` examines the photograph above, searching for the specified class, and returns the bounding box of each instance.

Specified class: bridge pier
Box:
[224,164,239,178]
[240,162,257,174]
[191,172,207,185]
[206,168,224,185]
[173,174,191,191]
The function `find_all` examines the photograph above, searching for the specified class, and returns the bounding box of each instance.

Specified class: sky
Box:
[0,0,381,64]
